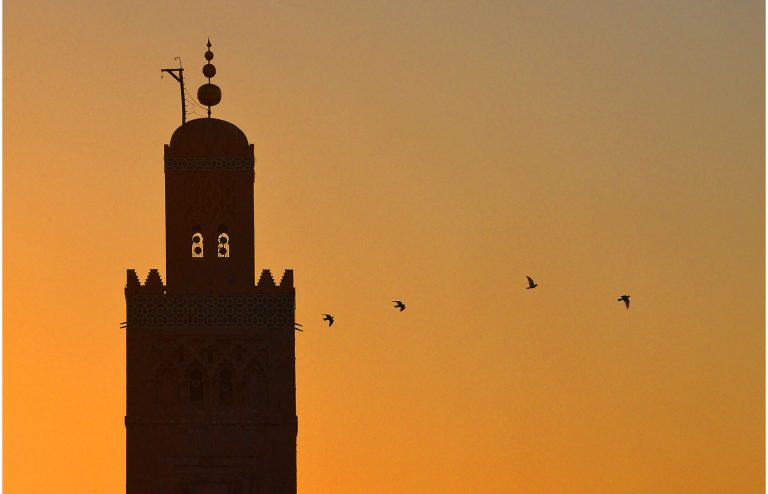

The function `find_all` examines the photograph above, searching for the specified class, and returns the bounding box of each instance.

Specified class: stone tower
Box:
[124,43,297,494]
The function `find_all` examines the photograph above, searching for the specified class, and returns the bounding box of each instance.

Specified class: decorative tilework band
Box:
[127,293,294,328]
[164,158,255,171]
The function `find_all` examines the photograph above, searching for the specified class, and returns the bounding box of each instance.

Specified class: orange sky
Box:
[4,1,765,493]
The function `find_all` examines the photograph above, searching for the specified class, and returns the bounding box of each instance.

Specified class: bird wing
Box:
[526,276,534,287]
[624,298,630,309]
[328,318,334,327]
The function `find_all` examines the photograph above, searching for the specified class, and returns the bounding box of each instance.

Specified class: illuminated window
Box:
[192,232,204,258]
[218,232,230,258]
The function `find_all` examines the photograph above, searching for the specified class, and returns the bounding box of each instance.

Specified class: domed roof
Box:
[166,118,251,158]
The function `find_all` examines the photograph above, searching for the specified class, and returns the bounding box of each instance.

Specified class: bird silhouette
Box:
[618,295,630,309]
[393,300,406,311]
[322,314,334,327]
[526,276,538,289]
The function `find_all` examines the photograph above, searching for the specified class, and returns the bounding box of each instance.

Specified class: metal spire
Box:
[197,39,221,117]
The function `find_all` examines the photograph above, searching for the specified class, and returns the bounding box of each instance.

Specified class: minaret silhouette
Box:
[125,42,297,494]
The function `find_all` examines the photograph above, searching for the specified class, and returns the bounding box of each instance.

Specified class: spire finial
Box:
[197,38,221,117]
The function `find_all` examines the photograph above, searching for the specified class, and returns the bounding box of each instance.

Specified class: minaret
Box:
[163,40,254,294]
[125,41,297,494]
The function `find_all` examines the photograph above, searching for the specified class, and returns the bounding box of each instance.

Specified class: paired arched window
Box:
[191,232,204,258]
[190,230,230,258]
[218,232,230,257]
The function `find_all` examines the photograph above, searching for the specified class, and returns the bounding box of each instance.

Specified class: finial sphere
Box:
[205,50,214,61]
[203,63,216,78]
[198,83,222,107]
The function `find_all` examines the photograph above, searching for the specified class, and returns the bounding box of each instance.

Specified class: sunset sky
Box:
[4,1,765,492]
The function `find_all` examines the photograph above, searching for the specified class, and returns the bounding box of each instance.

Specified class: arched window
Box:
[218,232,230,258]
[190,368,203,403]
[219,369,233,405]
[243,363,268,411]
[157,367,178,408]
[192,232,204,258]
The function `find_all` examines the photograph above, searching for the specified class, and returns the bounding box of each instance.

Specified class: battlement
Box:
[124,268,294,295]
[124,268,295,329]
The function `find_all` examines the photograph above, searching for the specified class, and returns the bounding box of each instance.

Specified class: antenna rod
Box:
[161,63,186,125]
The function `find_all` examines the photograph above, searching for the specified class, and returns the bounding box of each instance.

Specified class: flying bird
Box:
[618,295,630,309]
[322,314,334,327]
[393,300,406,311]
[526,276,538,289]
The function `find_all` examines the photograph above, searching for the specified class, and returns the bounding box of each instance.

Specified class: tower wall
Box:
[125,269,297,494]
[163,130,256,294]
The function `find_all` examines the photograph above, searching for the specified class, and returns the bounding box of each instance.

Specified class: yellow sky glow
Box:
[4,1,765,493]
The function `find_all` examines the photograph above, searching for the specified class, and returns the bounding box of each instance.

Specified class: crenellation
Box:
[127,267,293,293]
[144,269,165,293]
[257,269,276,288]
[126,269,141,291]
[279,269,294,288]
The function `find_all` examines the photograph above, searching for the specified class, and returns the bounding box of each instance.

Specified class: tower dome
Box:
[165,117,251,158]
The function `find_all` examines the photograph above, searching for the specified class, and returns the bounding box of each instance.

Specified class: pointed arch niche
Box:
[156,366,179,408]
[189,366,204,404]
[243,362,268,411]
[219,367,234,406]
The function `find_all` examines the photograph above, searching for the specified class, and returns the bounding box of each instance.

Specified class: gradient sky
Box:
[4,1,765,493]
